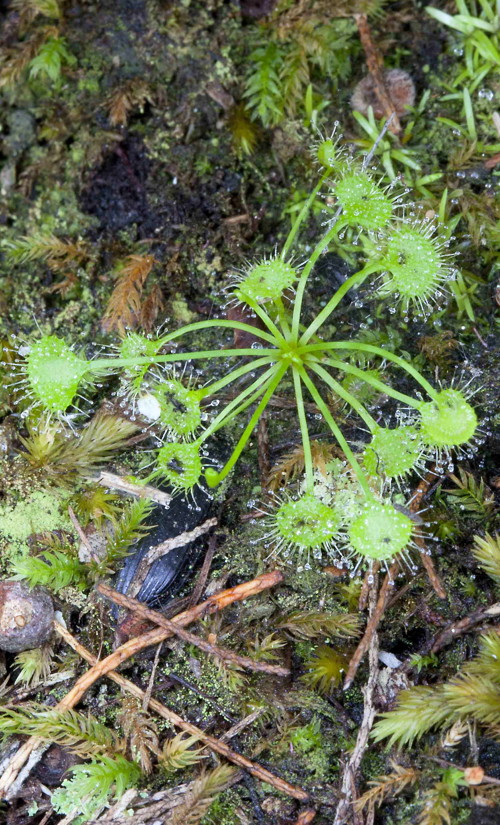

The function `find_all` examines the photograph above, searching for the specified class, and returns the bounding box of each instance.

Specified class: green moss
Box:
[0,488,73,570]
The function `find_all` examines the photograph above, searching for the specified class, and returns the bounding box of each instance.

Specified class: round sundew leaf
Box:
[236,259,297,304]
[348,501,413,561]
[275,493,340,550]
[363,425,422,479]
[380,224,448,301]
[156,442,202,491]
[419,389,477,448]
[153,379,201,437]
[26,335,89,413]
[335,171,393,230]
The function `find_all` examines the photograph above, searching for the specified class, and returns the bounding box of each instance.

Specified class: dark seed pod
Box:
[0,581,54,652]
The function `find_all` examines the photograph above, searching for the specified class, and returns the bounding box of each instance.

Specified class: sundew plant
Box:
[14,131,479,573]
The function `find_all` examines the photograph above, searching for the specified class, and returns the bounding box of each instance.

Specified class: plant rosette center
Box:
[419,389,477,448]
[348,500,413,561]
[26,336,89,413]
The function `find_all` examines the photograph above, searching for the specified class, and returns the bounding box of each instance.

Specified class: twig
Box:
[344,560,398,691]
[53,621,309,802]
[220,708,266,742]
[359,562,379,611]
[426,756,500,786]
[142,642,162,712]
[98,582,290,677]
[97,471,172,508]
[294,811,317,825]
[68,506,95,558]
[415,534,446,599]
[354,14,401,134]
[334,581,380,824]
[0,571,285,798]
[128,517,217,597]
[426,602,500,657]
[188,527,218,606]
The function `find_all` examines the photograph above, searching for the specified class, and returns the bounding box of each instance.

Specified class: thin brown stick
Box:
[334,581,379,823]
[188,528,218,606]
[53,621,309,802]
[415,534,446,599]
[426,602,500,657]
[344,561,398,691]
[142,642,162,712]
[98,582,290,677]
[359,562,379,611]
[0,570,284,798]
[354,14,401,134]
[294,811,317,825]
[97,470,172,508]
[220,708,266,743]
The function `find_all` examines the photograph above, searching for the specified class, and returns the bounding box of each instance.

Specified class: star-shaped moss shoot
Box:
[154,442,202,492]
[334,171,393,230]
[363,425,423,480]
[378,222,451,308]
[25,335,89,414]
[348,500,414,561]
[273,492,341,556]
[419,389,477,449]
[235,258,297,304]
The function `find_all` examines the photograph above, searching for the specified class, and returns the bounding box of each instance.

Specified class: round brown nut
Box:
[351,69,416,119]
[0,580,54,652]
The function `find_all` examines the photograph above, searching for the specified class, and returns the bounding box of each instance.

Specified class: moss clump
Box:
[0,488,73,572]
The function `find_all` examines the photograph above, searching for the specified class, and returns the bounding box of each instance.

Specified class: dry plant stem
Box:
[98,582,290,677]
[411,467,446,599]
[428,602,500,656]
[415,533,446,599]
[220,708,266,743]
[294,811,317,825]
[0,570,284,799]
[359,562,379,611]
[334,582,380,825]
[188,528,218,607]
[143,642,162,711]
[96,470,172,508]
[354,13,401,134]
[344,561,399,691]
[53,621,309,802]
[427,756,500,786]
